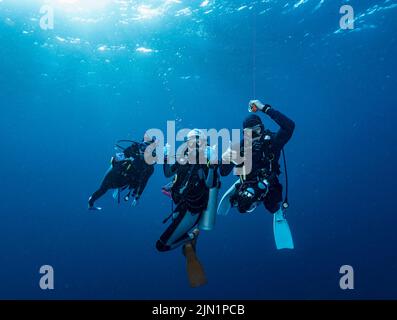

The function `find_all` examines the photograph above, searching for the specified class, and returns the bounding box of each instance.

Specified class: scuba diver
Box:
[218,99,295,249]
[157,129,219,287]
[88,135,156,211]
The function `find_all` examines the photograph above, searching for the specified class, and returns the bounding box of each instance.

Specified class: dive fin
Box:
[273,207,294,250]
[184,243,207,288]
[88,206,102,211]
[217,179,239,216]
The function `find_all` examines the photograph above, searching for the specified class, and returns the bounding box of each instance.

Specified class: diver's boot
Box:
[182,229,199,257]
[183,230,207,288]
[88,197,102,211]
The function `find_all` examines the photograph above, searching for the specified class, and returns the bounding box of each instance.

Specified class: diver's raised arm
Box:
[249,100,295,148]
[163,143,179,177]
[266,107,295,145]
[163,158,178,178]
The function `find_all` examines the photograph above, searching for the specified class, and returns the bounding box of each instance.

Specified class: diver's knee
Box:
[269,207,279,214]
[266,202,280,214]
[156,240,170,252]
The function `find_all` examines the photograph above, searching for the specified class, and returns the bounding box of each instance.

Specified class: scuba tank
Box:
[199,146,219,231]
[199,186,219,231]
[199,145,219,231]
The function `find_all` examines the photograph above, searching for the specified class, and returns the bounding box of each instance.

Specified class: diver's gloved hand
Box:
[221,142,238,164]
[248,100,271,114]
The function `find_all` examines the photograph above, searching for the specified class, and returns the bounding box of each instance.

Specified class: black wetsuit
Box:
[220,107,295,213]
[156,157,214,252]
[89,142,154,207]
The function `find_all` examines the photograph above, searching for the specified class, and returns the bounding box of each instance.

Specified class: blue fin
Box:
[273,207,294,250]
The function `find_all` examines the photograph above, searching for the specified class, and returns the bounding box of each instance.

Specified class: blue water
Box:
[0,0,396,299]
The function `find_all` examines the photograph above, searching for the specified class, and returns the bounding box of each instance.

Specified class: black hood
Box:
[243,114,262,129]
